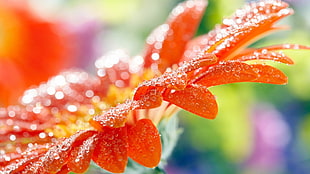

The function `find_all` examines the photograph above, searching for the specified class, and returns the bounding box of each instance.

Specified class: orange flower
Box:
[1,0,309,173]
[0,2,73,106]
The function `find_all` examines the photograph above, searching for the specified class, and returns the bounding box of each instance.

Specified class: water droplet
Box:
[55,91,64,100]
[151,53,160,61]
[30,124,37,130]
[67,105,78,112]
[8,111,15,117]
[9,134,16,141]
[39,132,47,139]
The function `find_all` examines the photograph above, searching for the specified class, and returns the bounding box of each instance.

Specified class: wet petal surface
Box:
[144,0,207,72]
[127,119,161,168]
[194,61,258,87]
[163,84,218,119]
[92,126,128,173]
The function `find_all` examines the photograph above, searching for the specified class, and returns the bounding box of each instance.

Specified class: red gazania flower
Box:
[1,0,309,173]
[0,2,73,106]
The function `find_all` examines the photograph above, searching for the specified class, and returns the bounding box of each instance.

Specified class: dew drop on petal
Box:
[67,105,78,112]
[39,132,47,139]
[55,91,64,100]
[9,134,16,141]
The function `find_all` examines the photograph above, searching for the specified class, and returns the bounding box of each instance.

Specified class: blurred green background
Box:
[3,0,310,173]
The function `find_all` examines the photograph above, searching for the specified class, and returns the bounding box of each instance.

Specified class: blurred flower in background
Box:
[1,0,310,174]
[0,1,76,106]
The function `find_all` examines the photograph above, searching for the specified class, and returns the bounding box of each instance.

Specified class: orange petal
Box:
[95,50,132,92]
[2,155,41,173]
[67,134,98,173]
[56,165,70,174]
[0,59,25,106]
[92,126,128,173]
[21,160,44,174]
[193,61,258,87]
[246,44,310,52]
[233,44,310,64]
[0,152,22,167]
[163,84,218,119]
[133,86,163,109]
[36,130,96,173]
[250,64,288,84]
[127,119,161,168]
[91,100,133,128]
[143,0,207,72]
[0,2,74,106]
[184,0,292,61]
[232,49,294,64]
[1,143,53,173]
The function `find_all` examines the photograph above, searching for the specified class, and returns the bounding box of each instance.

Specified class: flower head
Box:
[1,0,309,173]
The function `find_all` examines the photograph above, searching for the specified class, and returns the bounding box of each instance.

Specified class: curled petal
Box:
[92,126,128,173]
[193,61,258,87]
[163,84,218,119]
[143,0,207,72]
[127,119,161,168]
[250,64,288,84]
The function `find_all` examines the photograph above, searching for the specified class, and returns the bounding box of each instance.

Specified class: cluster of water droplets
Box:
[241,49,289,64]
[21,71,100,110]
[95,49,139,88]
[92,127,128,172]
[189,0,292,59]
[194,61,257,87]
[93,100,134,128]
[164,85,217,119]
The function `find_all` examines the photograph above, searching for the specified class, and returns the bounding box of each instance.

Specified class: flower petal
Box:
[163,84,218,119]
[92,126,128,173]
[3,155,41,173]
[250,64,288,84]
[95,50,132,92]
[232,49,294,65]
[143,0,207,72]
[127,119,161,168]
[0,2,74,105]
[2,144,50,173]
[56,165,71,174]
[134,87,163,109]
[193,61,258,87]
[20,70,101,110]
[34,130,96,173]
[67,134,98,173]
[183,0,292,61]
[91,100,134,128]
